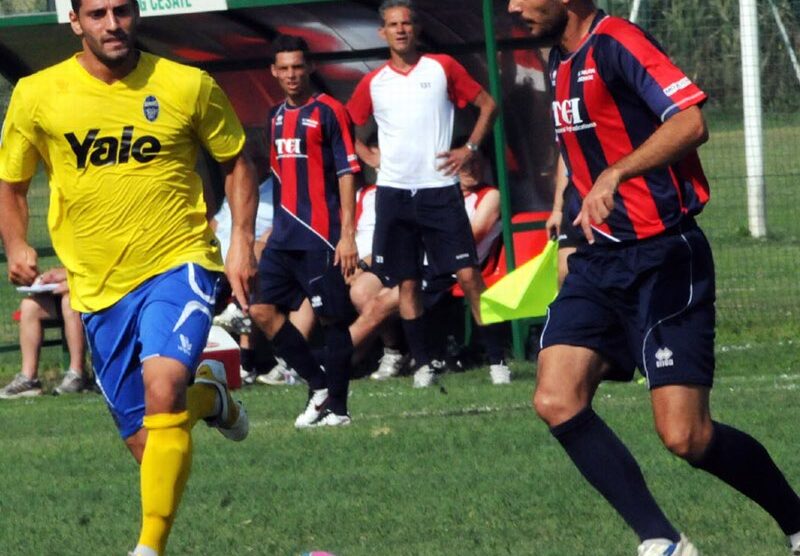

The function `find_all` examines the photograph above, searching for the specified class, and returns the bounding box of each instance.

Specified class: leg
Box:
[19,294,54,379]
[454,265,485,325]
[652,385,800,537]
[61,293,85,374]
[289,297,316,339]
[557,245,576,288]
[399,278,431,368]
[135,357,193,556]
[536,345,681,543]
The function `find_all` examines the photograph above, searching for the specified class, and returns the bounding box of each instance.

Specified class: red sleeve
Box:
[346,70,378,125]
[427,54,482,109]
[319,95,361,176]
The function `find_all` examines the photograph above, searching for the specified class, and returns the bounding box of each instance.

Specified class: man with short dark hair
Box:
[0,0,258,553]
[509,1,800,554]
[249,34,361,428]
[347,0,500,388]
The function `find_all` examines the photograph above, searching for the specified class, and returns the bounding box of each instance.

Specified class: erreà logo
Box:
[65,127,162,169]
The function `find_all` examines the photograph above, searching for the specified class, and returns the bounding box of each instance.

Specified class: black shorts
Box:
[372,185,478,286]
[540,221,716,389]
[254,247,353,321]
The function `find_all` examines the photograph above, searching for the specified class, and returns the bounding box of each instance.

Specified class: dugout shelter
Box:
[0,0,559,357]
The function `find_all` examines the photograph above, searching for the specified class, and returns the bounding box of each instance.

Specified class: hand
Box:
[39,267,69,294]
[225,236,257,313]
[363,146,381,170]
[7,242,38,285]
[436,146,473,175]
[573,168,620,244]
[545,210,563,240]
[334,235,358,278]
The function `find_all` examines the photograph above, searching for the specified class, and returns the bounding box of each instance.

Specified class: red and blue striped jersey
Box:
[268,93,360,250]
[549,12,710,243]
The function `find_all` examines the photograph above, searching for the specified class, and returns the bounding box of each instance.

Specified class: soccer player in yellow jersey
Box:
[0,0,258,554]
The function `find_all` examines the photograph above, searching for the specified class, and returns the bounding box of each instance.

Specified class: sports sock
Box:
[479,322,507,365]
[240,348,255,373]
[138,411,193,555]
[186,382,219,428]
[322,322,353,415]
[690,421,800,534]
[401,316,430,368]
[551,407,680,542]
[272,320,326,391]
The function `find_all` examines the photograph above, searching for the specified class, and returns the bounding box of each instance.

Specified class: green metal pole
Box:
[482,0,525,360]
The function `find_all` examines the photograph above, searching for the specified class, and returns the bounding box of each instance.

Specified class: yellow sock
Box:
[186,383,218,428]
[137,411,192,555]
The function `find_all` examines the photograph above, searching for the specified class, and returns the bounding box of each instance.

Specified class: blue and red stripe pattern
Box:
[549,12,710,243]
[268,93,360,250]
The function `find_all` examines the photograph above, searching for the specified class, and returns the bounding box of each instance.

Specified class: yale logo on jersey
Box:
[275,138,303,156]
[552,98,584,127]
[65,127,162,169]
[143,95,159,122]
[655,347,674,368]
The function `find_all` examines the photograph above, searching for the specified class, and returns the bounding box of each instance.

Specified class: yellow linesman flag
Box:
[479,240,559,324]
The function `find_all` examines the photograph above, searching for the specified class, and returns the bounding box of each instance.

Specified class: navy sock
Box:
[402,316,430,367]
[690,421,800,535]
[322,323,353,415]
[479,322,507,365]
[240,348,254,373]
[551,407,680,542]
[271,320,326,391]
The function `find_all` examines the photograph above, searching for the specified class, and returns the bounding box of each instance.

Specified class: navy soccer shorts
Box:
[254,247,353,321]
[540,222,716,389]
[82,263,220,439]
[372,185,478,286]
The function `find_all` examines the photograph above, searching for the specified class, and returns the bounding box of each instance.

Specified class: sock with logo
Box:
[551,407,680,542]
[322,322,353,415]
[138,411,192,555]
[401,316,431,368]
[272,320,326,391]
[690,421,800,535]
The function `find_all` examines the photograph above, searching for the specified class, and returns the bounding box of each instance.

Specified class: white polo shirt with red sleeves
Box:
[347,54,482,190]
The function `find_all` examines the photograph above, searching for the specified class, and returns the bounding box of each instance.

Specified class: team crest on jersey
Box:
[143,95,159,122]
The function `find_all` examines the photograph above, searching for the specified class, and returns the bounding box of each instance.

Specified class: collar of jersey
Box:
[385,54,424,76]
[557,10,609,64]
[282,93,319,110]
[70,50,149,88]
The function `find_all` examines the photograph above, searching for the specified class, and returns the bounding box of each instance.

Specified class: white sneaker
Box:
[638,534,699,556]
[194,360,249,441]
[257,358,288,386]
[791,536,800,556]
[370,348,405,380]
[295,388,329,429]
[313,409,352,427]
[129,544,159,556]
[489,362,512,385]
[412,364,437,388]
[212,302,251,335]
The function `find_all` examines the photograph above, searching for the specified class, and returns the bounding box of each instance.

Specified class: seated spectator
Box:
[0,267,87,399]
[349,152,509,383]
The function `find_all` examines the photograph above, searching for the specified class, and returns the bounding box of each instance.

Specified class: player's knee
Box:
[249,304,282,338]
[657,422,712,461]
[533,384,574,427]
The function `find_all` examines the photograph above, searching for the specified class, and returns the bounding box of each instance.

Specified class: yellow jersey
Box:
[0,52,245,312]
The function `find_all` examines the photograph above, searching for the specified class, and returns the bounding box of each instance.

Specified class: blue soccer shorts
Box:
[82,263,220,439]
[540,222,716,389]
[372,185,478,286]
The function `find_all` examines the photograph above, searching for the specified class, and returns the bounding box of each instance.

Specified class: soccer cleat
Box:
[53,369,85,395]
[489,362,512,385]
[0,373,43,399]
[637,534,699,556]
[295,388,329,429]
[370,348,406,380]
[194,360,249,441]
[128,545,159,556]
[412,364,438,388]
[312,409,352,428]
[791,536,800,556]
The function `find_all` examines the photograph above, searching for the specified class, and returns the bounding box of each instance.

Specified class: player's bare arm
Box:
[335,172,358,277]
[436,89,497,174]
[354,139,380,170]
[470,188,501,244]
[575,105,708,243]
[222,153,258,311]
[0,179,38,285]
[546,154,569,239]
